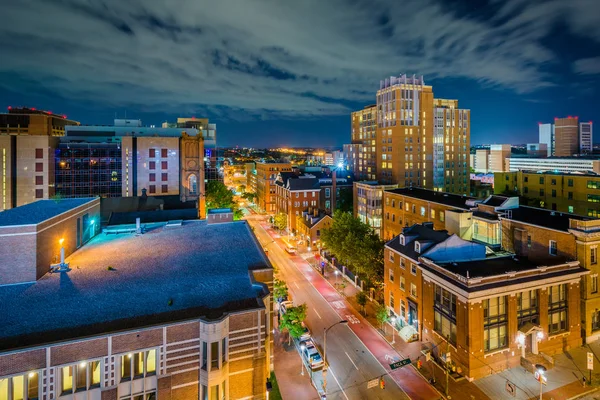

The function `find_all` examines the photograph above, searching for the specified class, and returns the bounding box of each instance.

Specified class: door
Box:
[82,214,89,244]
[408,300,418,328]
[76,218,81,248]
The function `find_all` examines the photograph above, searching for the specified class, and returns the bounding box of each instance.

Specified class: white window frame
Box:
[549,240,557,256]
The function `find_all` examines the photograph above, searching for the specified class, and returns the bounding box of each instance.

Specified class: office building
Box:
[580,122,594,154]
[526,143,548,157]
[539,123,555,156]
[507,156,600,174]
[384,222,587,380]
[346,75,470,194]
[1,111,208,211]
[488,144,511,172]
[555,117,580,156]
[495,170,600,216]
[255,161,292,213]
[353,181,398,237]
[0,201,274,400]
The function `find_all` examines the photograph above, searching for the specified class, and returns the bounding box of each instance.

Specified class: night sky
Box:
[1,0,599,148]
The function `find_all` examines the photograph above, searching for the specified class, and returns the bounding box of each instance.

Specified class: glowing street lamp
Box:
[390,316,397,344]
[51,238,70,272]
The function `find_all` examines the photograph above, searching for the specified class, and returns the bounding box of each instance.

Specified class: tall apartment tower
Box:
[539,123,555,156]
[346,75,469,194]
[350,105,377,180]
[488,144,511,172]
[376,75,434,187]
[554,116,580,156]
[432,99,470,193]
[580,121,593,154]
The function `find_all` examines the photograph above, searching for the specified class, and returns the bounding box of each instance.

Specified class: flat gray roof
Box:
[0,220,271,351]
[0,198,98,227]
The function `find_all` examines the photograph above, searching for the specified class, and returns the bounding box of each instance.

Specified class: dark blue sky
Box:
[1,0,599,147]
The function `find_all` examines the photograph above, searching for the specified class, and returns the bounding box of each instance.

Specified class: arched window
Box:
[189,174,198,195]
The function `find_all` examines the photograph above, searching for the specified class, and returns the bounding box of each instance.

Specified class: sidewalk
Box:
[273,305,320,400]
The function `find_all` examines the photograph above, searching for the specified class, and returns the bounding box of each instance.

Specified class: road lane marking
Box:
[345,352,359,370]
[332,301,345,309]
[294,282,300,289]
[329,368,350,400]
[345,315,360,324]
[314,309,322,319]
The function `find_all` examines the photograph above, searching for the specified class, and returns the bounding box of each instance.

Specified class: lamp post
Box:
[323,320,348,397]
[536,364,547,400]
[51,238,70,272]
[334,270,339,287]
[300,344,306,376]
[390,316,397,344]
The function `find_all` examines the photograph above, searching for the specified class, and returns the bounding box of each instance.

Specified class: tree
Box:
[356,291,368,316]
[279,304,307,345]
[273,279,289,303]
[321,211,384,284]
[241,192,257,203]
[237,184,247,193]
[205,181,244,220]
[273,213,288,231]
[375,304,389,331]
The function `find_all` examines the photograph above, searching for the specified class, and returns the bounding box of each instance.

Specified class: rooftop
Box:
[386,187,475,210]
[386,223,450,261]
[517,170,600,177]
[0,220,271,351]
[481,195,509,207]
[503,206,591,232]
[0,198,97,227]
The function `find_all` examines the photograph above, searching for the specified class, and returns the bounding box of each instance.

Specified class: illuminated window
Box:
[120,350,156,382]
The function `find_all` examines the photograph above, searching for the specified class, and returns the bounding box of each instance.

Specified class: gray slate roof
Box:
[0,220,271,351]
[0,198,97,227]
[386,187,474,210]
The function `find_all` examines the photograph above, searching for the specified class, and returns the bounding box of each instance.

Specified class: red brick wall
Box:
[230,312,257,332]
[112,328,162,354]
[51,337,108,366]
[167,322,199,343]
[158,375,172,400]
[0,348,45,376]
[100,388,117,400]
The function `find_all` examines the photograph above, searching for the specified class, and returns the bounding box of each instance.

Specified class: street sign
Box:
[390,358,411,370]
[425,352,431,362]
[367,378,379,389]
[505,380,516,397]
[588,352,594,370]
[534,371,547,385]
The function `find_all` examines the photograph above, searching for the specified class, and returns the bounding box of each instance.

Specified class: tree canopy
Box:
[205,181,243,219]
[320,211,384,284]
[273,279,289,303]
[273,213,288,231]
[279,304,307,344]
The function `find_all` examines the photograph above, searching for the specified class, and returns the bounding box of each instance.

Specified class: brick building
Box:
[255,161,292,213]
[353,181,398,237]
[295,210,332,247]
[384,223,588,380]
[274,169,320,232]
[0,209,273,400]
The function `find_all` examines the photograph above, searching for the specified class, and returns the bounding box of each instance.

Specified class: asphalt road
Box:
[248,217,410,400]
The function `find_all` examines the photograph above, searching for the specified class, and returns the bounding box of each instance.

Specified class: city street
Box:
[248,216,416,400]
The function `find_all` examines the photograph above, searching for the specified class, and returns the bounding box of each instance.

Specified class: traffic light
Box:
[417,360,422,369]
[379,377,385,389]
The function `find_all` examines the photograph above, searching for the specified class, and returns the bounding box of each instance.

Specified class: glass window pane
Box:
[76,364,87,390]
[147,350,156,374]
[62,366,73,393]
[134,352,144,376]
[122,355,132,380]
[89,361,101,387]
[222,338,226,363]
[210,385,219,400]
[202,342,207,370]
[28,372,39,399]
[211,342,219,370]
[12,375,24,400]
[0,379,7,400]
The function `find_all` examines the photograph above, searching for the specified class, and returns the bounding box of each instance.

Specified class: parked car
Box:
[299,322,311,342]
[279,301,293,315]
[300,339,324,369]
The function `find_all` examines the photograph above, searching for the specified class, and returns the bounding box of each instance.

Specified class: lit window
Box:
[120,350,156,382]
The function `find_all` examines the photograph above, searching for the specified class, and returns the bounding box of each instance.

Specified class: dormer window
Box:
[415,242,421,253]
[399,235,405,246]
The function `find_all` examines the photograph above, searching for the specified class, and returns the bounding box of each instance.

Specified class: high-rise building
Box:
[554,116,580,156]
[349,105,377,180]
[526,143,548,157]
[474,149,490,172]
[580,121,593,154]
[538,123,555,156]
[346,75,470,194]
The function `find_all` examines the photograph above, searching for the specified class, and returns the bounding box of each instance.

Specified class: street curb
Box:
[567,386,600,400]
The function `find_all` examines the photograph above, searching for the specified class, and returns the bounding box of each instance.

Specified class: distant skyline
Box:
[1,0,599,147]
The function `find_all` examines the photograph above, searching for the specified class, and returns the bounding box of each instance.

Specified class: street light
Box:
[334,270,339,287]
[323,320,348,397]
[300,344,306,376]
[390,316,397,344]
[535,364,547,400]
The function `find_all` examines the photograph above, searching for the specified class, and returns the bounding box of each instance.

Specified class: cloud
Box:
[0,0,598,120]
[574,57,600,75]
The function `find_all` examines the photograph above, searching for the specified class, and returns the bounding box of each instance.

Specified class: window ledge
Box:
[548,332,570,340]
[483,347,510,358]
